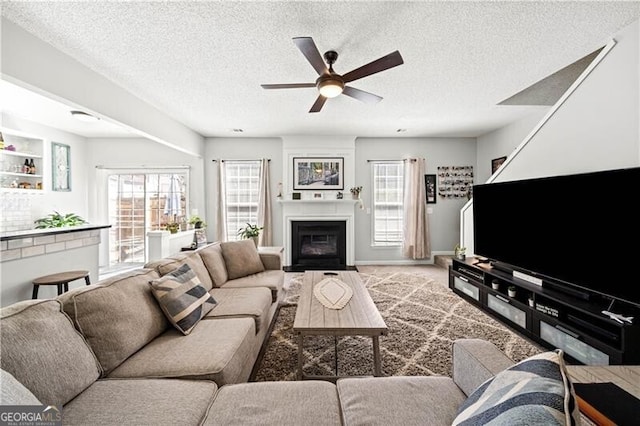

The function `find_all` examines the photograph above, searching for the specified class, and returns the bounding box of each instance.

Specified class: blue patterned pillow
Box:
[150,263,217,335]
[452,350,580,425]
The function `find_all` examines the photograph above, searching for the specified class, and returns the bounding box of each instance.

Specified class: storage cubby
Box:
[449,257,640,365]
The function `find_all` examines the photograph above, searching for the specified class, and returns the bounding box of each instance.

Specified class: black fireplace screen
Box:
[291,221,346,269]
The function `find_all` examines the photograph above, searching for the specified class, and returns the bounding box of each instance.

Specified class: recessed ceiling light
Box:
[396,128,407,133]
[232,128,244,133]
[70,110,100,123]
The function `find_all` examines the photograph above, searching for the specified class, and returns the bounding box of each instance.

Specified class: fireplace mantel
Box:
[280,198,357,267]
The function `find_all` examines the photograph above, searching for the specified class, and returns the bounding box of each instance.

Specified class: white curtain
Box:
[257,158,272,246]
[216,161,228,242]
[402,158,431,259]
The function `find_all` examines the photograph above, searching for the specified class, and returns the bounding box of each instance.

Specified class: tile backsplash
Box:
[1,192,37,232]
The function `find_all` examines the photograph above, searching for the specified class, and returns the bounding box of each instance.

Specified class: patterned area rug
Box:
[252,271,544,381]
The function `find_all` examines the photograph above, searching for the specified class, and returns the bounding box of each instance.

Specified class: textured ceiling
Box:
[2,1,639,139]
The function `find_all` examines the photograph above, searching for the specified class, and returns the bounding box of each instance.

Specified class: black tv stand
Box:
[449,257,640,365]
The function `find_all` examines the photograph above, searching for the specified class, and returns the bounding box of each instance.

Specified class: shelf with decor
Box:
[0,127,45,191]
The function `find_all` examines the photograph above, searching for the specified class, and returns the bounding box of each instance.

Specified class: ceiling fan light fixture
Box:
[317,76,344,98]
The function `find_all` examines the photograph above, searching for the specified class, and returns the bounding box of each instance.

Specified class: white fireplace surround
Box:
[280,200,357,267]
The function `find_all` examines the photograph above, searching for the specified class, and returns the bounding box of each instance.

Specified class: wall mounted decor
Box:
[491,156,507,174]
[52,142,71,192]
[293,157,343,190]
[425,174,436,204]
[437,166,473,199]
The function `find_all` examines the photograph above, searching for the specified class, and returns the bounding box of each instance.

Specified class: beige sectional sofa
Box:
[1,240,575,425]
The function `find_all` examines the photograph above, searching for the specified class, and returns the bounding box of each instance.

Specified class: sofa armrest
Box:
[258,247,283,270]
[452,339,515,396]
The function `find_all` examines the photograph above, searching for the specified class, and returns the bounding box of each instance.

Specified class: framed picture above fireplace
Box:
[293,157,344,190]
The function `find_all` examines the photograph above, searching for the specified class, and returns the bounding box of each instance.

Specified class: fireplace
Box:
[290,221,346,271]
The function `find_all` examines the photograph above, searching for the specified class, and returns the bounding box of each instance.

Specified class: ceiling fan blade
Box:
[309,95,327,113]
[293,37,329,76]
[342,50,404,83]
[261,83,316,89]
[342,86,383,104]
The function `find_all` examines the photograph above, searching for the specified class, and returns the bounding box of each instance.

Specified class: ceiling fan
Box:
[261,37,404,113]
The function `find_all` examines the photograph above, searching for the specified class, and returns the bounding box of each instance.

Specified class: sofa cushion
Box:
[150,263,217,335]
[0,300,101,406]
[197,242,229,286]
[219,269,283,303]
[63,378,217,426]
[452,350,580,426]
[220,239,265,280]
[453,338,516,396]
[108,317,256,385]
[205,381,341,425]
[58,268,168,375]
[147,251,215,291]
[207,287,271,334]
[0,369,41,405]
[337,376,466,426]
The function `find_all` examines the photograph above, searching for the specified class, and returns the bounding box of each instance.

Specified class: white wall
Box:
[354,137,475,263]
[476,109,549,183]
[1,114,90,223]
[496,20,639,183]
[204,137,284,244]
[86,137,206,266]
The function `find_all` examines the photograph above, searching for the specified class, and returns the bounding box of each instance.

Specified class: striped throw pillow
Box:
[150,263,217,335]
[453,350,580,426]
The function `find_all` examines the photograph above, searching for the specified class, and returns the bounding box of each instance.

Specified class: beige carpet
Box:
[252,270,544,381]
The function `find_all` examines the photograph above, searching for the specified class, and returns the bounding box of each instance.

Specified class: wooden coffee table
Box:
[293,270,388,380]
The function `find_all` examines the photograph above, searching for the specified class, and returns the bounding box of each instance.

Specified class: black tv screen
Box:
[473,167,640,307]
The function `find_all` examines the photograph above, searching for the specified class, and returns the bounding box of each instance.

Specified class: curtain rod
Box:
[95,165,191,169]
[212,159,271,162]
[367,159,416,162]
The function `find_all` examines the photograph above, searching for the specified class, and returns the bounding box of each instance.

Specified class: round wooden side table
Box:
[32,270,91,299]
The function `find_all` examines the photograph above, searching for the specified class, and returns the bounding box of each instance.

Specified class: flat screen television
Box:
[473,166,640,308]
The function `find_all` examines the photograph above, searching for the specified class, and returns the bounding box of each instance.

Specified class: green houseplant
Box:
[237,223,263,246]
[34,211,87,229]
[188,215,206,229]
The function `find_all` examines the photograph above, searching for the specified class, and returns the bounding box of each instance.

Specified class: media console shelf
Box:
[449,257,640,365]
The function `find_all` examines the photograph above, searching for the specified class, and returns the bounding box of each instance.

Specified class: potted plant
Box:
[34,211,87,229]
[237,223,263,246]
[528,295,535,307]
[165,222,180,234]
[508,286,517,297]
[188,215,206,229]
[454,244,466,260]
[350,186,363,199]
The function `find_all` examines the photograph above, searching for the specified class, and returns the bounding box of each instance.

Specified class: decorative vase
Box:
[491,281,499,290]
[508,288,517,297]
[251,236,259,247]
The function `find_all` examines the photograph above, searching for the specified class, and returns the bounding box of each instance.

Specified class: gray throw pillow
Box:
[220,239,265,280]
[452,350,580,425]
[149,263,217,335]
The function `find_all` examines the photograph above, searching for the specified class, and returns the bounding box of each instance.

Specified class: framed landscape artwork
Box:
[293,157,344,190]
[425,174,436,204]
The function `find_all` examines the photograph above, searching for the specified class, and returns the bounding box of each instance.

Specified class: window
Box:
[371,161,404,245]
[107,172,187,265]
[223,160,261,241]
